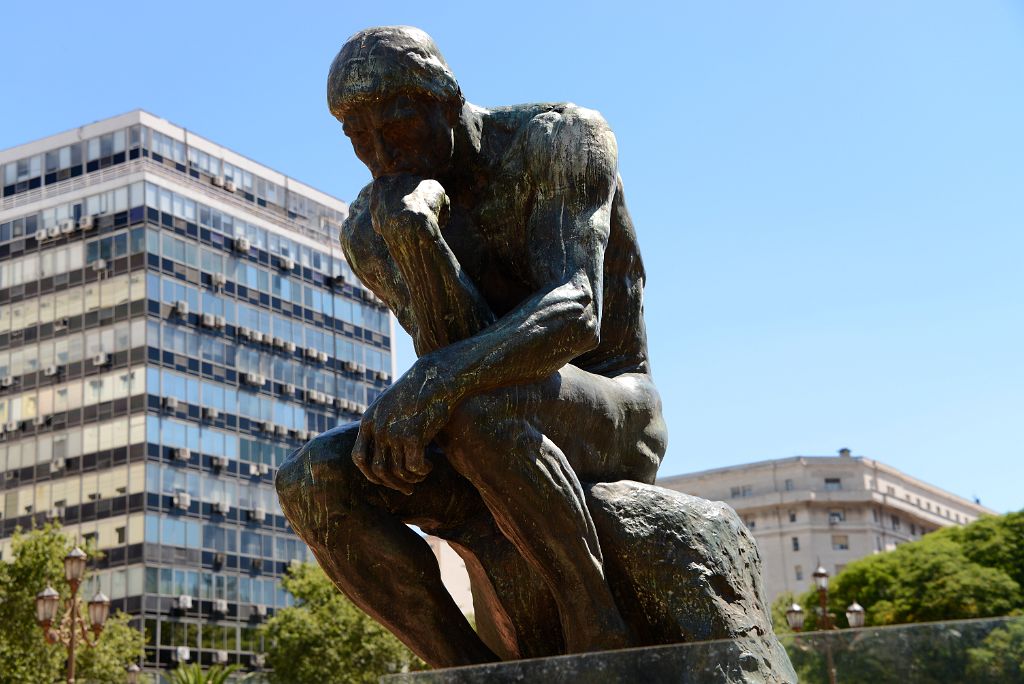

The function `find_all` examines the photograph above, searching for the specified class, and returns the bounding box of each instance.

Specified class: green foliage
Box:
[782,618,1024,684]
[0,523,68,683]
[0,523,147,683]
[779,511,1024,633]
[169,662,248,684]
[76,611,149,683]
[966,619,1024,683]
[261,562,425,684]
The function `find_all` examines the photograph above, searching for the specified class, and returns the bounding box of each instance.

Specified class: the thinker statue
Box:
[278,26,795,681]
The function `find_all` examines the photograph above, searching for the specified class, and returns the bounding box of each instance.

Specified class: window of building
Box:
[829,510,846,524]
[891,515,901,531]
[886,485,895,495]
[795,565,804,581]
[784,479,794,491]
[730,485,753,498]
[788,510,797,523]
[791,537,800,552]
[824,478,842,491]
[872,509,879,522]
[910,524,917,536]
[831,534,850,551]
[116,526,126,544]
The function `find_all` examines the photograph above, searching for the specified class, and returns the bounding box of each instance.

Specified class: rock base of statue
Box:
[392,483,796,683]
[585,482,796,681]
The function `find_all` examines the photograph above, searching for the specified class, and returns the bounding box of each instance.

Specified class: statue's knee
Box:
[447,392,509,450]
[447,393,528,476]
[275,423,361,530]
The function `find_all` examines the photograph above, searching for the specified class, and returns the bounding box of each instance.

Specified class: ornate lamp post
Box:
[811,565,837,684]
[786,568,867,684]
[126,663,141,684]
[35,546,111,684]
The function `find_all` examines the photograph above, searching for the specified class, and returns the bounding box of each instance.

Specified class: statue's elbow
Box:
[575,303,602,353]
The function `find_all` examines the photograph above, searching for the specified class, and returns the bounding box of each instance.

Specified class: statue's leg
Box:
[439,366,667,654]
[275,423,498,668]
[438,514,565,660]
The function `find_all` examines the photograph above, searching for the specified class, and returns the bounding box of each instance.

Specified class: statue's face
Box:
[342,94,454,179]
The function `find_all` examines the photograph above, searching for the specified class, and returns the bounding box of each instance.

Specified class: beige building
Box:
[427,536,475,617]
[658,449,995,602]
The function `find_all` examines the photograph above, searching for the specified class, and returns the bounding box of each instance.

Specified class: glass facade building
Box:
[0,111,393,677]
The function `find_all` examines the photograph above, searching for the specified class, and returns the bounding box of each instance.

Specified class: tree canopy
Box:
[0,523,147,683]
[773,510,1023,633]
[769,511,1024,682]
[260,562,425,683]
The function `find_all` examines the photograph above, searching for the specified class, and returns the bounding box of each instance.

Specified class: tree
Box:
[774,512,1023,633]
[772,512,1024,683]
[261,562,424,683]
[76,611,149,683]
[966,619,1024,683]
[0,523,147,683]
[169,662,249,684]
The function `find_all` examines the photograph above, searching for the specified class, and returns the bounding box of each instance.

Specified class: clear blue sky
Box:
[2,2,1021,512]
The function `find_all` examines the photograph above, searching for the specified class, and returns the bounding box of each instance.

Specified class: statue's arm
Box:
[339,184,423,343]
[350,107,618,492]
[422,106,618,401]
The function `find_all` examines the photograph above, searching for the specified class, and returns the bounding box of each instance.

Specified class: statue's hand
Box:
[351,359,451,495]
[369,174,449,243]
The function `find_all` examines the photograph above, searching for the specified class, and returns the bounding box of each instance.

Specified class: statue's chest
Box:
[443,195,532,314]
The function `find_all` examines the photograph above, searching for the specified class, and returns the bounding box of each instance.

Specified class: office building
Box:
[658,449,994,602]
[0,111,394,676]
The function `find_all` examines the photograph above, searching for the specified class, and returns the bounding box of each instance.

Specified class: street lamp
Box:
[63,547,87,586]
[126,663,141,684]
[846,601,865,629]
[808,565,837,684]
[785,603,805,632]
[813,564,829,590]
[35,547,111,684]
[813,565,833,629]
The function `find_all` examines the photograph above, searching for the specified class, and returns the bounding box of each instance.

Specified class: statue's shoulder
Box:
[486,103,617,183]
[488,102,612,142]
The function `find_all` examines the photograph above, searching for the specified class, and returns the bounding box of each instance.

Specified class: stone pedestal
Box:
[384,636,795,683]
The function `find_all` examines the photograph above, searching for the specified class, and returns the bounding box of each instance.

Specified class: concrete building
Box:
[658,449,995,602]
[0,111,394,677]
[427,536,475,617]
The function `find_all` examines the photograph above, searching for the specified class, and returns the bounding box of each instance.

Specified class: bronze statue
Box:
[278,26,795,681]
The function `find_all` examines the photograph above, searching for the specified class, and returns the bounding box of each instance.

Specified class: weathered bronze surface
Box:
[276,26,794,679]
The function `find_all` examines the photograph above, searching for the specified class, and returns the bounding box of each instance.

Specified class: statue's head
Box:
[328,26,464,178]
